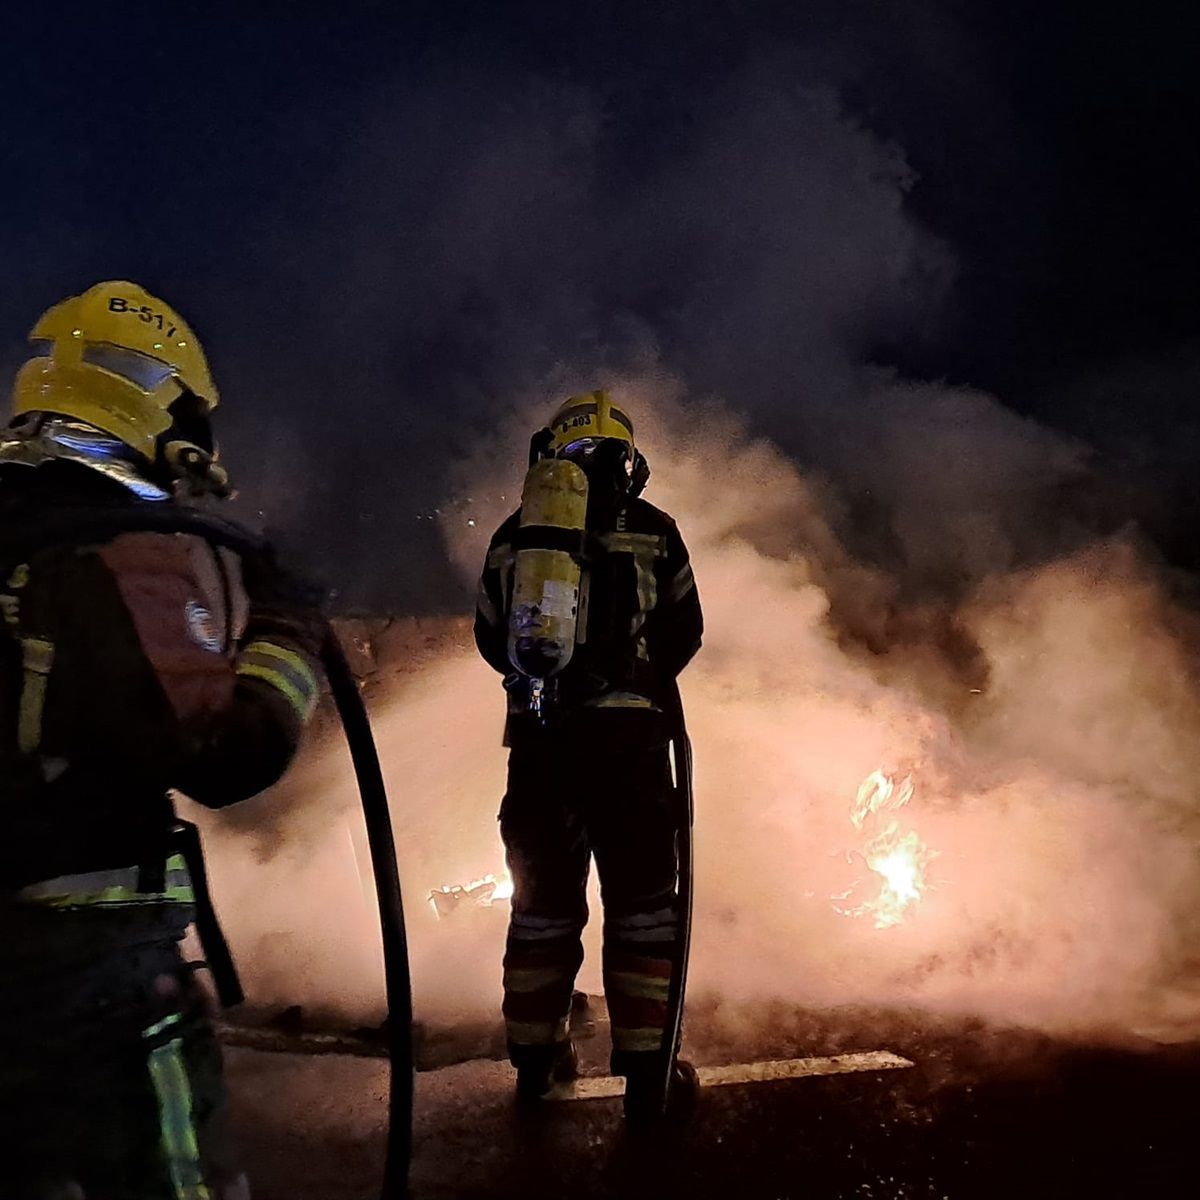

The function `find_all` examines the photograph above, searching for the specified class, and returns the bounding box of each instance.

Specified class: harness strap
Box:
[16,635,54,754]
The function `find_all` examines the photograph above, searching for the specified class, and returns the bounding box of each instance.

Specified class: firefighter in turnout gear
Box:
[0,282,324,1198]
[475,391,703,1118]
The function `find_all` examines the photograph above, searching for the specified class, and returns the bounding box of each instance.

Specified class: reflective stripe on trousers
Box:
[503,914,584,1048]
[144,1012,213,1200]
[604,904,678,1055]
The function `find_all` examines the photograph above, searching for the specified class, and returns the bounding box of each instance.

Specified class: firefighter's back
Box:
[0,281,323,1199]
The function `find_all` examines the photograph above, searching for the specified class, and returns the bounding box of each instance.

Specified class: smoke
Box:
[180,54,1200,1050]
[219,55,962,610]
[184,374,1200,1049]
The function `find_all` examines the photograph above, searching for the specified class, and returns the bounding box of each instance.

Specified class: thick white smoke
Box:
[182,63,1200,1049]
[186,376,1200,1047]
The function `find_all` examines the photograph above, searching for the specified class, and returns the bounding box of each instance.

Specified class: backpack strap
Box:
[16,633,54,755]
[0,554,57,761]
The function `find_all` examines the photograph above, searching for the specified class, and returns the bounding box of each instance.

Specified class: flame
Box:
[834,769,937,928]
[428,870,514,918]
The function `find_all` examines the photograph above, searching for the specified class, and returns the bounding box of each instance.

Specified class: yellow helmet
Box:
[546,390,635,459]
[10,281,218,461]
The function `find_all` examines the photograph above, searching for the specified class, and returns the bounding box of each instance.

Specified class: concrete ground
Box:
[224,1005,1200,1199]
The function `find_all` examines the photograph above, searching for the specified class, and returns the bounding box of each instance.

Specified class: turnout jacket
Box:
[475,494,702,735]
[0,462,322,895]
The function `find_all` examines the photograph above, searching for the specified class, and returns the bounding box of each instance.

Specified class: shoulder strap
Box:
[0,544,54,758]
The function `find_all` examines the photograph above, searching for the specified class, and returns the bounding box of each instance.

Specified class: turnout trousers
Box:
[500,732,680,1075]
[0,904,245,1200]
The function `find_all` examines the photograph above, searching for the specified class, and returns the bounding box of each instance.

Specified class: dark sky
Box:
[3,1,1198,609]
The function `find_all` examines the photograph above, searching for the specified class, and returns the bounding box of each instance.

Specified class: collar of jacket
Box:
[0,422,170,501]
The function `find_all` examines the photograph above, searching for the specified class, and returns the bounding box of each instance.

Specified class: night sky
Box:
[3,2,1198,610]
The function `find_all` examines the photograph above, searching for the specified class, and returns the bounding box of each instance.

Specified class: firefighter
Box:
[474,390,703,1121]
[0,282,324,1198]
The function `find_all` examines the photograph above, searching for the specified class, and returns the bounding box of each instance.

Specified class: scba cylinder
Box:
[508,458,588,680]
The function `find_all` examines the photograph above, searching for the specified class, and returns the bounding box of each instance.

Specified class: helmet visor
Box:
[558,436,603,464]
[82,342,177,392]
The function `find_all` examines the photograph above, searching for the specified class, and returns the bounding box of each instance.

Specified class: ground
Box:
[223,1003,1200,1199]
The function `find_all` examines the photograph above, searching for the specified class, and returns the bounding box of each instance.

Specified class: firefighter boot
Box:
[622,1058,699,1128]
[515,1040,579,1105]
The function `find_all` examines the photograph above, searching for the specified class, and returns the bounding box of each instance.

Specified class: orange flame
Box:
[428,870,514,918]
[834,769,936,928]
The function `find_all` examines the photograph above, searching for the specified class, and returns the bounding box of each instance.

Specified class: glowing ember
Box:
[428,871,513,918]
[834,769,937,928]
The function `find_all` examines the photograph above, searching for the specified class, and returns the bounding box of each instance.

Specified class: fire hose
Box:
[321,626,413,1197]
[1,505,414,1196]
[657,683,695,1115]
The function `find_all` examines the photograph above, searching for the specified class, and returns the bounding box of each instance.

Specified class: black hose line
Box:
[321,631,414,1197]
[657,684,695,1113]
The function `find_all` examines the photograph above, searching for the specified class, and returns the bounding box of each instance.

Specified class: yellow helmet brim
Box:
[12,359,176,459]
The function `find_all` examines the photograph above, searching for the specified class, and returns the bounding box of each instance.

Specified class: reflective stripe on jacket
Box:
[16,852,194,908]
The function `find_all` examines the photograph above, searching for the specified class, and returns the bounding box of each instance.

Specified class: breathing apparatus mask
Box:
[154,390,232,499]
[537,432,650,501]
